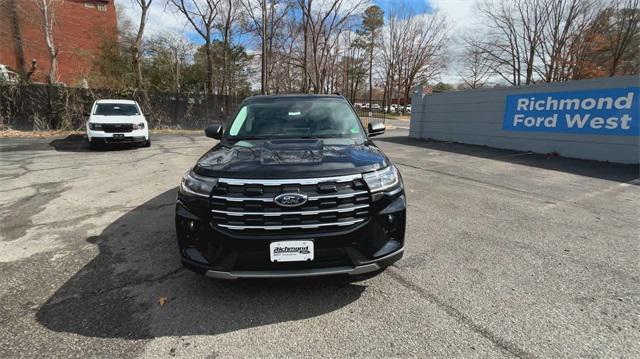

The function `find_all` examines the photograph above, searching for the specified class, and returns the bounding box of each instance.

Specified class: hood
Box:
[194,138,388,179]
[89,115,145,124]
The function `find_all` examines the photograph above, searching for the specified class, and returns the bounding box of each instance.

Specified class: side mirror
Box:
[205,124,223,140]
[144,112,151,117]
[84,112,90,116]
[367,122,385,137]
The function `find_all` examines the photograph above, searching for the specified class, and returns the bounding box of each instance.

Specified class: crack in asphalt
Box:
[385,267,535,359]
[0,144,205,177]
[0,201,176,240]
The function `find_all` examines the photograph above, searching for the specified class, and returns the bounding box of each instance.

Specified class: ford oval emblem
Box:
[274,193,308,207]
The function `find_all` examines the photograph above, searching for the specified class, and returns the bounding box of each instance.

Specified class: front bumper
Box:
[176,186,406,279]
[202,247,403,279]
[87,128,149,142]
[89,136,148,144]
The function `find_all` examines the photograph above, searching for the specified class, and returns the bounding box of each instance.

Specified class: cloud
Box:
[427,0,476,83]
[115,0,190,38]
[427,0,474,31]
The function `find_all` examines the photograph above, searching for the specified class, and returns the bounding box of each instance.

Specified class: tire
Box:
[89,139,100,150]
[142,139,151,147]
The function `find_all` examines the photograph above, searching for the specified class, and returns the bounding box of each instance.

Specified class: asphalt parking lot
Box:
[1,128,638,358]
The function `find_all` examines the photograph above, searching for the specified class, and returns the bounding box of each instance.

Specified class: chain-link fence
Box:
[0,83,243,131]
[0,85,407,132]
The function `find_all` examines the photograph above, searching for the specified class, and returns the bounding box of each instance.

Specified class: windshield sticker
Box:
[230,107,248,136]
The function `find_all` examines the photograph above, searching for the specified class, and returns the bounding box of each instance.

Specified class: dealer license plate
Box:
[270,240,314,262]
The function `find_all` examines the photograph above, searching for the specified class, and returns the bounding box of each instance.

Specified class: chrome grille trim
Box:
[211,195,272,202]
[218,218,366,230]
[218,174,362,186]
[211,190,369,203]
[310,191,368,200]
[211,204,369,217]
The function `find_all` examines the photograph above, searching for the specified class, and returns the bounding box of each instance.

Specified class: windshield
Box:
[226,98,365,140]
[94,103,140,116]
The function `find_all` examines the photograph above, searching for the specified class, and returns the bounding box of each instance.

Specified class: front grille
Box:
[102,123,133,133]
[209,174,371,233]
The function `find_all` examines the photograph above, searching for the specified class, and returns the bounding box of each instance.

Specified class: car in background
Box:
[85,99,150,149]
[176,94,406,280]
[405,105,412,114]
[0,64,19,84]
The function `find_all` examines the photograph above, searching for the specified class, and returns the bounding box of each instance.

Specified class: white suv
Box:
[86,99,150,149]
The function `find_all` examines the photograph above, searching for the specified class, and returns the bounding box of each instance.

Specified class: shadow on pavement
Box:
[376,136,639,183]
[49,134,144,152]
[36,189,365,339]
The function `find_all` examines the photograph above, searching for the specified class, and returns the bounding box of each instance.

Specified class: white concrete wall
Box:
[410,76,640,164]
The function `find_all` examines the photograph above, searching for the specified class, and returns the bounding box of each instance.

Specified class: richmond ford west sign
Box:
[503,87,639,136]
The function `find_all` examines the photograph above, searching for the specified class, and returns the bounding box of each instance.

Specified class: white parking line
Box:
[543,178,640,210]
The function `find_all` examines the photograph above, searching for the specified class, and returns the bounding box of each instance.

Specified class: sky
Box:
[116,0,476,83]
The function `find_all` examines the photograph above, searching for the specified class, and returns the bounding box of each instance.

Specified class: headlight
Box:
[363,166,399,193]
[133,122,145,129]
[89,123,102,130]
[180,170,217,197]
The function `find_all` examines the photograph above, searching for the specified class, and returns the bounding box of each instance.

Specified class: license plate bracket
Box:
[269,240,314,262]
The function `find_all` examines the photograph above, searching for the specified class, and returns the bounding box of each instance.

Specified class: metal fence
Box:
[0,85,401,132]
[0,84,243,130]
[349,99,386,127]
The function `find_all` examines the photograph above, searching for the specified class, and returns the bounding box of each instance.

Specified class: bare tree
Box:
[379,7,403,108]
[474,0,637,82]
[342,30,367,101]
[147,33,194,92]
[399,12,448,106]
[605,0,640,76]
[170,0,221,94]
[297,0,367,93]
[517,0,548,84]
[242,0,291,94]
[131,0,153,89]
[536,0,599,82]
[300,0,311,92]
[379,6,448,109]
[457,35,493,89]
[474,0,548,85]
[34,0,59,83]
[268,9,303,93]
[216,0,241,95]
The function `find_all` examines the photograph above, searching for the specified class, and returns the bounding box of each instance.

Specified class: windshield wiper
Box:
[299,135,338,139]
[226,135,272,141]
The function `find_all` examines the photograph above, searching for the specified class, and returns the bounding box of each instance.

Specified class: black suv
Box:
[175,95,405,279]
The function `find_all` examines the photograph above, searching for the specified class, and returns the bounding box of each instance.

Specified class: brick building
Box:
[0,0,117,85]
